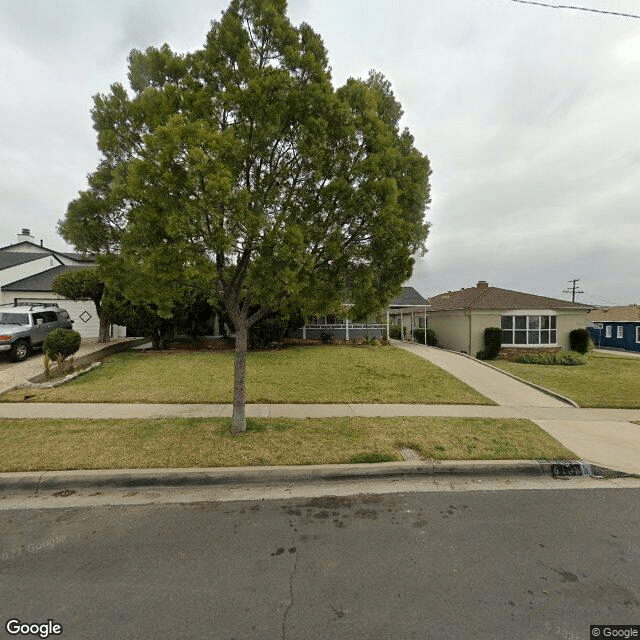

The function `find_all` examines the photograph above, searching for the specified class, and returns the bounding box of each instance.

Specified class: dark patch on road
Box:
[271,547,285,557]
[52,489,76,498]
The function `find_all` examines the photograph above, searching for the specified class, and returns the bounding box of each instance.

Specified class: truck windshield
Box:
[0,313,29,325]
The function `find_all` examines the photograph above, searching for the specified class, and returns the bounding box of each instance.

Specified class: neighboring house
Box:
[290,286,429,340]
[0,229,126,339]
[387,287,429,339]
[587,305,640,352]
[426,280,593,357]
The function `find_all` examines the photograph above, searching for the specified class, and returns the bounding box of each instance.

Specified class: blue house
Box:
[587,306,640,352]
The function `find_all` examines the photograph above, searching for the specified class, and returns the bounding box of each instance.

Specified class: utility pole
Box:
[563,278,584,303]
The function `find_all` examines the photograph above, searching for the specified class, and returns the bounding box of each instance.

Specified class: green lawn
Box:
[3,345,493,405]
[0,417,576,472]
[492,351,640,408]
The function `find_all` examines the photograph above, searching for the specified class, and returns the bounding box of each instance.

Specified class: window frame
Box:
[501,314,557,346]
[617,326,624,339]
[605,325,612,338]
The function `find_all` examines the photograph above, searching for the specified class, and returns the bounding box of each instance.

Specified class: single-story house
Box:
[290,286,429,341]
[587,305,640,352]
[0,229,126,340]
[426,280,593,357]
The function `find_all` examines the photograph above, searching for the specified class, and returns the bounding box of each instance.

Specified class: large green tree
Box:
[58,0,431,433]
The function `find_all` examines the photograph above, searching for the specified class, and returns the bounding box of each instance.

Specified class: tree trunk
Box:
[231,319,248,434]
[98,314,111,343]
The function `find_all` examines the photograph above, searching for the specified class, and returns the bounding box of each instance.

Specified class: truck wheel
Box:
[9,340,30,362]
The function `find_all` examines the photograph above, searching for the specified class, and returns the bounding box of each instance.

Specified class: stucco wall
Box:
[428,308,589,355]
[427,311,470,353]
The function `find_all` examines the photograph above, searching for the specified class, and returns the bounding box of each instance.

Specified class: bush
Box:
[569,328,590,354]
[515,350,586,366]
[389,322,402,339]
[320,330,335,344]
[483,327,502,359]
[248,313,288,349]
[43,329,81,361]
[412,328,437,346]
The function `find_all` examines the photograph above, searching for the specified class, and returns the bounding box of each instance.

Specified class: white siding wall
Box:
[0,256,60,287]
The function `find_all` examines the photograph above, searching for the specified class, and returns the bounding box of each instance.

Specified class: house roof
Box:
[0,240,95,264]
[428,281,593,312]
[588,305,640,322]
[0,252,50,270]
[1,265,90,292]
[389,286,428,307]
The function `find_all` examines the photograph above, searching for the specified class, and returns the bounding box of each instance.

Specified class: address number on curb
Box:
[551,463,583,477]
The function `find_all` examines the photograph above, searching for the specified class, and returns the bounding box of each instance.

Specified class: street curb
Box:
[0,459,608,493]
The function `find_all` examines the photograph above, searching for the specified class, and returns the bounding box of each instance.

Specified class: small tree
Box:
[43,329,81,373]
[52,269,110,342]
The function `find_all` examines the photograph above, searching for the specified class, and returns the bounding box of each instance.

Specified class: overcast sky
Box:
[1,0,639,306]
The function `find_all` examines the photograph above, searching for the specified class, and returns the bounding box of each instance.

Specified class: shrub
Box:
[389,322,402,339]
[43,329,81,361]
[320,330,335,344]
[483,327,502,359]
[248,313,288,349]
[569,328,590,354]
[476,350,486,360]
[412,328,437,346]
[515,350,586,366]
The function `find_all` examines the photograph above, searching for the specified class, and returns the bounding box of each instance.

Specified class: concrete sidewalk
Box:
[394,341,573,407]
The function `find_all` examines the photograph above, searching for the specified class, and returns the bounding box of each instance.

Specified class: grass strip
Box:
[491,351,640,408]
[0,417,576,472]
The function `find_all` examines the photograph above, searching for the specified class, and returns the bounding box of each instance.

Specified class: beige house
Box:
[427,281,593,357]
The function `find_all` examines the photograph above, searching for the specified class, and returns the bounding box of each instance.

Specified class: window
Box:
[606,325,612,338]
[617,326,624,339]
[636,326,640,343]
[43,311,58,323]
[501,315,556,345]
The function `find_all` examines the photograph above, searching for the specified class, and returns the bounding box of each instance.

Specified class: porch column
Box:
[400,309,404,341]
[424,306,427,345]
[386,310,390,340]
[411,308,414,340]
[303,325,306,340]
[345,316,349,340]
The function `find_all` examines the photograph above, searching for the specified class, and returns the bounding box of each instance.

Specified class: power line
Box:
[509,0,640,20]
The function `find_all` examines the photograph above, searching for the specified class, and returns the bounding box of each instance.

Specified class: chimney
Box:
[477,281,489,289]
[16,228,35,244]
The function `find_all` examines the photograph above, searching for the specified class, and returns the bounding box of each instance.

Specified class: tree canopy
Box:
[58,0,431,432]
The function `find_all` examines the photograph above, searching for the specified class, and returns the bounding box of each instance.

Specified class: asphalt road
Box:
[1,486,639,640]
